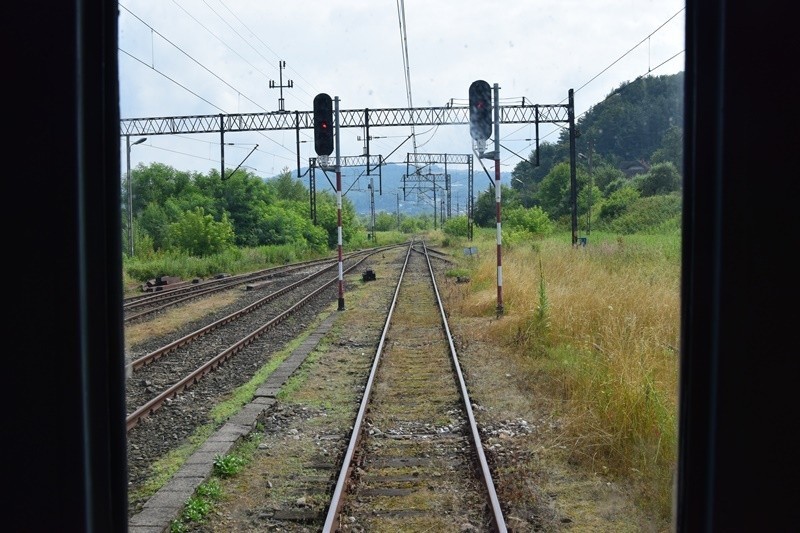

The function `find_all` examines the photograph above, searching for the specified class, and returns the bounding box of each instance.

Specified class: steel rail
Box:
[126,253,373,432]
[322,241,413,531]
[123,249,374,312]
[322,240,507,531]
[423,240,507,532]
[127,259,340,372]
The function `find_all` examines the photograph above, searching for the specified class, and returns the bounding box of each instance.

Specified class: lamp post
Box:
[126,136,147,257]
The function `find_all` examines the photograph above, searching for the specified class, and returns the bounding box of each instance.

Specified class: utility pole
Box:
[125,135,147,257]
[369,177,376,243]
[269,61,293,112]
[334,97,345,311]
[587,140,593,236]
[492,83,503,315]
[578,140,594,238]
[568,89,578,247]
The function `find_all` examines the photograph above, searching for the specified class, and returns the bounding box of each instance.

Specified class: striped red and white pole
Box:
[335,96,345,311]
[493,83,503,315]
[336,169,344,310]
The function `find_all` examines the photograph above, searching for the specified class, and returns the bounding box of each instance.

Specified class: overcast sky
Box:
[119,1,685,181]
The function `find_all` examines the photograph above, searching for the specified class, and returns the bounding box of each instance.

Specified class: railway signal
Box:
[313,93,334,156]
[469,80,492,141]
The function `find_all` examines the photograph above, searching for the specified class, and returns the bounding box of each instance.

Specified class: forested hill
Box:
[513,72,684,185]
[578,72,683,162]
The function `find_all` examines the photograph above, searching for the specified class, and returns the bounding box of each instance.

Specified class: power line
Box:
[168,0,275,104]
[567,7,685,102]
[119,4,269,114]
[396,0,418,157]
[119,48,225,113]
[208,0,320,103]
[501,8,685,165]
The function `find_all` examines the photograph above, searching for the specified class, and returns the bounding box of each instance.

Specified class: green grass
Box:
[169,478,222,532]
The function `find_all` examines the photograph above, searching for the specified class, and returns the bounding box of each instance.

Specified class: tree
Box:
[442,215,469,237]
[511,141,570,185]
[131,162,196,214]
[597,185,640,223]
[260,204,326,252]
[570,73,684,165]
[592,164,627,196]
[535,162,574,219]
[315,191,362,248]
[265,168,307,202]
[472,184,520,227]
[636,162,682,197]
[399,217,421,234]
[198,169,276,247]
[650,126,683,172]
[374,212,397,231]
[511,141,571,207]
[167,207,235,256]
[578,182,602,225]
[137,203,172,251]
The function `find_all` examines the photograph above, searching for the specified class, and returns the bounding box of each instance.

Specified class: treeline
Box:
[125,73,683,262]
[125,164,358,259]
[125,162,448,264]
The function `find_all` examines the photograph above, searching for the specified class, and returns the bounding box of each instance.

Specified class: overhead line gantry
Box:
[120,91,581,244]
[120,100,573,177]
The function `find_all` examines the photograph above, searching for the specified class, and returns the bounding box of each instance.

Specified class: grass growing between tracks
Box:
[440,229,680,524]
[128,309,334,510]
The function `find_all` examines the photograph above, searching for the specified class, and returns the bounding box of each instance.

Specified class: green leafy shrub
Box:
[608,194,681,234]
[213,453,245,477]
[167,207,236,256]
[503,206,553,235]
[169,479,222,532]
[442,215,469,237]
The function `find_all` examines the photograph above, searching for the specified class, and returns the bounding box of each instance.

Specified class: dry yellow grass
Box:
[448,232,680,519]
[124,291,242,351]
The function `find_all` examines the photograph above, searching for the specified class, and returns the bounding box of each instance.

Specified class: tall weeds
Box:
[457,229,680,518]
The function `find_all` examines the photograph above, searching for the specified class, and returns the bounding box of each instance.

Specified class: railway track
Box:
[125,247,395,514]
[127,240,508,529]
[324,241,506,531]
[123,250,379,323]
[125,251,388,429]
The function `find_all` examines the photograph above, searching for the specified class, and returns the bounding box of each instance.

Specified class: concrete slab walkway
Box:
[128,310,340,532]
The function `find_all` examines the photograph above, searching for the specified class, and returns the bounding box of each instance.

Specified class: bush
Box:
[503,206,553,235]
[608,194,681,234]
[442,215,470,237]
[598,185,640,222]
[167,207,235,257]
